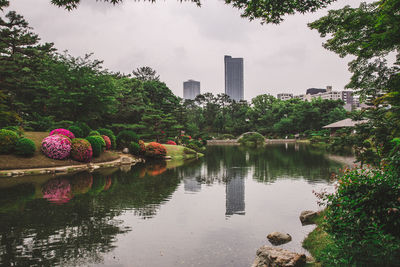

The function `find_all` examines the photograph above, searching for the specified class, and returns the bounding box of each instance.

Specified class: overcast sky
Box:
[8,0,364,100]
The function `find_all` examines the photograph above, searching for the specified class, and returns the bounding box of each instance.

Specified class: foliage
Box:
[310,135,328,144]
[53,120,74,129]
[67,125,83,138]
[49,128,75,139]
[129,141,140,156]
[138,140,146,155]
[220,133,235,140]
[186,142,204,153]
[85,136,104,157]
[41,134,71,160]
[145,142,167,159]
[14,137,36,157]
[89,130,100,136]
[74,122,91,137]
[3,126,24,137]
[98,128,116,149]
[102,135,112,150]
[24,113,55,132]
[238,132,265,146]
[70,138,93,162]
[117,130,139,149]
[166,140,177,145]
[315,146,400,266]
[132,66,159,81]
[0,129,19,154]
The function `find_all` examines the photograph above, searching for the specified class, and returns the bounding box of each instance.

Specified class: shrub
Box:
[187,142,205,153]
[75,121,91,137]
[102,135,112,150]
[89,130,100,136]
[41,134,72,160]
[220,133,235,140]
[3,126,24,137]
[98,128,116,149]
[49,128,75,139]
[68,125,84,138]
[70,138,93,162]
[316,163,400,265]
[129,141,140,156]
[117,130,139,149]
[166,140,177,145]
[86,136,104,157]
[138,140,146,155]
[238,132,265,146]
[145,142,167,158]
[15,138,36,157]
[53,120,74,129]
[0,129,19,154]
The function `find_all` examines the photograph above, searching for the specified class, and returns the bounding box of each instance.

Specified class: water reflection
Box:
[0,144,347,267]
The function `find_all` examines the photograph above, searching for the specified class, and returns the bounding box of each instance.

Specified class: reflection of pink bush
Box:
[49,128,75,139]
[42,178,72,204]
[41,134,72,160]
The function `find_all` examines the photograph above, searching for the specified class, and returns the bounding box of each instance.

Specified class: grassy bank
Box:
[0,132,119,170]
[164,144,204,160]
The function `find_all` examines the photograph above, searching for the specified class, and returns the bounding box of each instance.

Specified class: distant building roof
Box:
[306,88,326,95]
[323,118,368,128]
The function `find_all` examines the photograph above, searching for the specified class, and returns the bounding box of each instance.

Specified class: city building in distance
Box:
[183,79,200,100]
[224,55,244,101]
[277,93,293,101]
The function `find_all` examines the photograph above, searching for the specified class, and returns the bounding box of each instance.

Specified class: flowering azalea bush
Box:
[102,135,112,150]
[0,129,19,154]
[49,128,75,139]
[166,140,177,145]
[145,142,167,158]
[70,138,93,162]
[41,134,72,160]
[98,128,116,149]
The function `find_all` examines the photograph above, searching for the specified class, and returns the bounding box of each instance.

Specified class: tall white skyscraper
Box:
[224,55,244,101]
[183,80,200,100]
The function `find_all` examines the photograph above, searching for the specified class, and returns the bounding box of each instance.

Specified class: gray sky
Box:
[8,0,363,100]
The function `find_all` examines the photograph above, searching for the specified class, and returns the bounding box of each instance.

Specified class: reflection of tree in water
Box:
[0,183,35,213]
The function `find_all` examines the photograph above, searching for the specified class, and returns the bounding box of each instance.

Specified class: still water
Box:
[0,144,347,266]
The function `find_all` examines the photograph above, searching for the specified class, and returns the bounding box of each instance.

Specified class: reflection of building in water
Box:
[184,177,201,193]
[225,174,245,216]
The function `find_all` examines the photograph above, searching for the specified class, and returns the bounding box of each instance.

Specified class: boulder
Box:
[251,246,306,267]
[121,156,132,164]
[122,148,129,154]
[267,232,292,245]
[299,210,318,225]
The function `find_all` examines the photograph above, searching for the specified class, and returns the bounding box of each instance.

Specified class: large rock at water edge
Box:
[267,232,292,245]
[251,246,306,267]
[299,210,318,225]
[122,148,129,154]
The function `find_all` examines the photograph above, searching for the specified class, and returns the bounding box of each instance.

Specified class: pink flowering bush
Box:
[70,138,93,162]
[166,140,177,145]
[49,128,75,139]
[41,134,72,160]
[102,135,112,150]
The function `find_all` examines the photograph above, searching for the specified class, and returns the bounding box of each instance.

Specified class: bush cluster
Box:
[166,140,177,145]
[145,142,167,158]
[15,138,36,157]
[0,129,19,154]
[86,136,104,157]
[68,125,84,138]
[70,138,93,162]
[3,126,24,137]
[129,141,140,156]
[75,122,91,137]
[238,132,265,146]
[41,134,72,160]
[49,128,75,139]
[102,135,112,150]
[117,130,139,149]
[89,130,100,136]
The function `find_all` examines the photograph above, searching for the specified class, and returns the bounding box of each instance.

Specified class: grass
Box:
[302,211,334,267]
[0,132,119,170]
[163,144,204,160]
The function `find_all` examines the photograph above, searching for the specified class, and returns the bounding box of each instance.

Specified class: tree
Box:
[132,66,160,82]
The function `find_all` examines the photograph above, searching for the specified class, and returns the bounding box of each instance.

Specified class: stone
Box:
[122,148,129,154]
[251,246,306,267]
[121,157,132,164]
[299,210,318,225]
[267,232,292,245]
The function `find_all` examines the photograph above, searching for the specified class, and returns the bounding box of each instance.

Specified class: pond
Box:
[0,144,349,266]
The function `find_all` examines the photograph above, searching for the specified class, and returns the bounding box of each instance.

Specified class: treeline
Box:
[0,8,348,140]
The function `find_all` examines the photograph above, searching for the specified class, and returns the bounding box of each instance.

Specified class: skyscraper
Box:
[183,79,200,100]
[224,55,244,101]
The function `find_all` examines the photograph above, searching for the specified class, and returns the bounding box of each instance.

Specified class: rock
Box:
[122,148,129,154]
[121,156,132,164]
[252,246,306,267]
[299,210,318,225]
[267,232,292,245]
[164,156,172,160]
